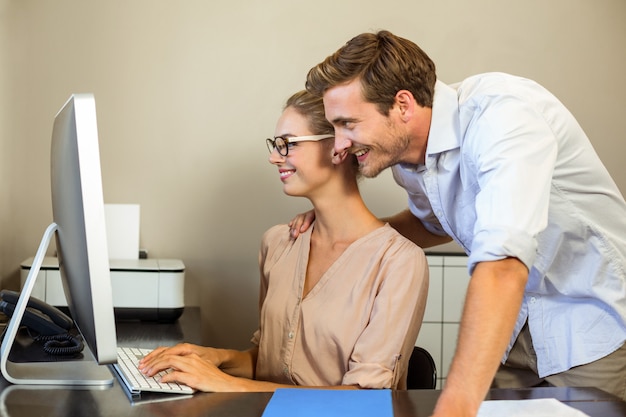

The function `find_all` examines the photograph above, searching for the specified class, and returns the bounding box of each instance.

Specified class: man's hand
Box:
[288,209,315,238]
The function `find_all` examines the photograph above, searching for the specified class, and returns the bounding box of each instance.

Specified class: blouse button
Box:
[288,332,294,339]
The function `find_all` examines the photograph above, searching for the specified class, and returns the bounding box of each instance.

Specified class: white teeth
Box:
[354,149,369,157]
[280,170,295,178]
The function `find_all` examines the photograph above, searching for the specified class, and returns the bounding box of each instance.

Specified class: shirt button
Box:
[288,332,294,339]
[283,367,289,375]
[530,297,536,304]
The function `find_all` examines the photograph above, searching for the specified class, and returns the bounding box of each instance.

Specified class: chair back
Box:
[406,346,437,389]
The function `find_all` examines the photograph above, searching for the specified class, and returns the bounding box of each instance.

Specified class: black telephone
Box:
[0,289,84,355]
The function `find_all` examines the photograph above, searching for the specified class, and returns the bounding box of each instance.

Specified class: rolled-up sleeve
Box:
[342,241,428,389]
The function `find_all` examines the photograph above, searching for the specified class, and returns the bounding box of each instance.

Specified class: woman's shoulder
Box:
[377,224,426,255]
[259,223,307,270]
[261,224,292,247]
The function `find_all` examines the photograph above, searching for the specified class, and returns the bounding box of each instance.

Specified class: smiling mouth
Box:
[353,148,369,162]
[279,169,295,180]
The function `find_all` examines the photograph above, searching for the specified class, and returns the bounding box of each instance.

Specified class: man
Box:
[290,30,626,417]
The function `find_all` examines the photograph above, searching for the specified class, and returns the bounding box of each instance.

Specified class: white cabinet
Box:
[416,254,470,388]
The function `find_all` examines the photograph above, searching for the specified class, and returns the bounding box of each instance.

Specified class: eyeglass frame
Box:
[266,134,334,156]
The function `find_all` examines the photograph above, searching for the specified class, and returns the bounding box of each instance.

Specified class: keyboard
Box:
[112,346,195,396]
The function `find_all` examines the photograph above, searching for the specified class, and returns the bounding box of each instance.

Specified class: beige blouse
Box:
[251,223,428,389]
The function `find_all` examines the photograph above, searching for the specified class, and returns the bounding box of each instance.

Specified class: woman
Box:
[139,90,428,391]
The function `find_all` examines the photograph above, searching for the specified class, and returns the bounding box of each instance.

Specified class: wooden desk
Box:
[0,386,623,417]
[393,387,626,417]
[0,308,624,416]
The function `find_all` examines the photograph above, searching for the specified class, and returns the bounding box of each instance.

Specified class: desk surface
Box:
[1,308,625,417]
[0,385,624,417]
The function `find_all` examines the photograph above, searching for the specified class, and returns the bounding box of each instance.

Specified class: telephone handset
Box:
[0,289,84,355]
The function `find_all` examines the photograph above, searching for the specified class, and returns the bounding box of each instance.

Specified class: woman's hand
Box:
[140,349,245,392]
[139,343,258,390]
[140,343,221,368]
[138,343,222,376]
[288,210,316,238]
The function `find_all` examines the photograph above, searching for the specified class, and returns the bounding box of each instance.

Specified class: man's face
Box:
[323,79,411,178]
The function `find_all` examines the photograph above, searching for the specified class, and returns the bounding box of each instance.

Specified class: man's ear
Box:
[331,150,349,165]
[395,90,415,122]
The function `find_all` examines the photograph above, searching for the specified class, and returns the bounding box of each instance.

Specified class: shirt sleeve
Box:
[462,89,558,272]
[251,224,291,346]
[341,238,429,389]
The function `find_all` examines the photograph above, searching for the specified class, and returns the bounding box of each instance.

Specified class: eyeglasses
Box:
[266,135,334,156]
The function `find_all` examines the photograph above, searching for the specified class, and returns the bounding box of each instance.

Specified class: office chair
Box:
[406,346,437,389]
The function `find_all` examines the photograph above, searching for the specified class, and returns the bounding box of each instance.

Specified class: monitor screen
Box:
[0,94,118,385]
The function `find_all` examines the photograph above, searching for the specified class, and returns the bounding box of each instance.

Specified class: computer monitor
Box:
[0,94,118,385]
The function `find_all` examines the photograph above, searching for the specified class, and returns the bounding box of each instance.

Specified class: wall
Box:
[1,0,625,349]
[0,1,9,285]
[418,254,471,388]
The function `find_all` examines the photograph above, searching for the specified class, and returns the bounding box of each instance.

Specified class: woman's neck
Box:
[310,192,384,245]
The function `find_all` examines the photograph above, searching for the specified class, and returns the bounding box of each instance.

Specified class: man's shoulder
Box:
[453,71,524,87]
[452,72,541,102]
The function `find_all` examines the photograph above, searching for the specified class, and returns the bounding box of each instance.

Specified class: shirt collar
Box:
[425,80,461,156]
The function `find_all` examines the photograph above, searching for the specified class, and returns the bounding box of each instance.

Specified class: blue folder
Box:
[261,388,393,417]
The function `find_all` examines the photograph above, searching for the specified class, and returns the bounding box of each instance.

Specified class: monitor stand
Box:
[0,223,113,386]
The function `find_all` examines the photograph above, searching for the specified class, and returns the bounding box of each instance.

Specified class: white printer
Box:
[20,257,185,322]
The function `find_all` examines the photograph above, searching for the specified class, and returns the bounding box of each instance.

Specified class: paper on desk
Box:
[104,204,140,260]
[478,398,591,417]
[261,388,393,417]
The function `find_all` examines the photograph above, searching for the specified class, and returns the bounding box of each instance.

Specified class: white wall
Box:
[1,0,625,348]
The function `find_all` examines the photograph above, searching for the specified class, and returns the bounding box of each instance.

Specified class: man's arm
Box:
[431,257,528,417]
[289,208,452,247]
[384,209,452,248]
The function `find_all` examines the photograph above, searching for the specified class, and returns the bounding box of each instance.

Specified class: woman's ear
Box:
[331,149,349,165]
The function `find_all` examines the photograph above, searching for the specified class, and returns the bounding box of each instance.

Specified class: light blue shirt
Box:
[392,73,626,377]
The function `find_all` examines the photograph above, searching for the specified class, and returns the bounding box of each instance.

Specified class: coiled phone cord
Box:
[34,333,84,356]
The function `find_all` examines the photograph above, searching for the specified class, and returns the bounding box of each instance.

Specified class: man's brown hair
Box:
[306,30,436,115]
